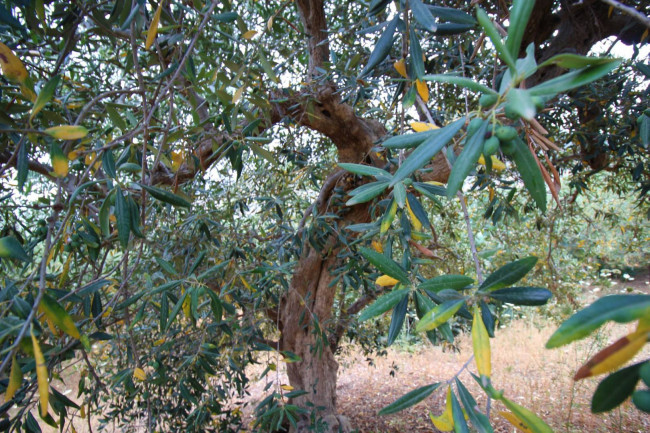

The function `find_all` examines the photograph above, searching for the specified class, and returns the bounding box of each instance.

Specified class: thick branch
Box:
[295,0,331,78]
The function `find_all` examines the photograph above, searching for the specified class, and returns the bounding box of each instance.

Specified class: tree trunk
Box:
[279,248,352,432]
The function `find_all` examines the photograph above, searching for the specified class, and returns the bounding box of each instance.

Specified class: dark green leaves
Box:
[338,163,391,179]
[456,379,493,433]
[390,118,465,186]
[358,288,410,322]
[538,54,620,70]
[529,61,622,97]
[360,16,399,77]
[139,183,192,208]
[510,138,547,211]
[115,186,130,248]
[0,236,30,261]
[475,7,516,70]
[409,0,437,33]
[378,383,441,415]
[488,287,552,306]
[387,293,409,345]
[446,119,488,197]
[419,274,474,293]
[359,247,409,284]
[409,30,425,80]
[479,256,538,292]
[382,130,437,149]
[546,295,650,348]
[505,0,535,59]
[506,89,536,121]
[592,362,643,413]
[346,181,390,206]
[30,75,60,121]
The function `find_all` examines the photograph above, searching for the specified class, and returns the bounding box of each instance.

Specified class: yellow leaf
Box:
[80,404,86,419]
[153,338,166,346]
[280,384,294,391]
[40,294,81,339]
[574,325,648,380]
[375,275,399,286]
[145,0,164,49]
[267,17,274,31]
[406,197,423,231]
[133,367,146,381]
[478,155,506,171]
[5,355,22,401]
[371,240,383,253]
[425,180,444,186]
[44,125,88,140]
[242,30,258,40]
[0,42,29,83]
[394,59,408,78]
[182,289,191,319]
[410,122,439,132]
[31,330,49,417]
[51,154,69,177]
[380,199,398,235]
[416,79,429,103]
[499,411,534,433]
[232,86,244,104]
[472,306,491,378]
[171,150,184,171]
[429,387,454,431]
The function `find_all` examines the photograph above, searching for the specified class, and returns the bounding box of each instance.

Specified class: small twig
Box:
[600,0,650,28]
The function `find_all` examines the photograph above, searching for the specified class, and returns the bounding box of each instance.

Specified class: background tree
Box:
[0,0,648,432]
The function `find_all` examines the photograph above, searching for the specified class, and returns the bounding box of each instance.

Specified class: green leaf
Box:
[40,294,81,339]
[500,396,554,433]
[546,295,650,348]
[346,181,390,206]
[378,383,441,415]
[424,74,496,95]
[419,275,474,293]
[450,390,469,433]
[446,119,488,197]
[387,293,409,345]
[0,236,30,261]
[102,149,116,178]
[393,181,406,208]
[166,288,189,331]
[17,141,27,191]
[480,300,496,338]
[506,89,536,121]
[475,7,516,70]
[390,118,465,186]
[409,30,425,80]
[414,291,442,344]
[505,0,535,59]
[632,389,650,413]
[359,247,409,284]
[415,299,465,332]
[538,54,620,69]
[139,183,191,208]
[360,16,398,77]
[106,105,127,130]
[479,256,537,292]
[338,163,391,178]
[488,287,552,306]
[382,130,437,149]
[592,362,643,413]
[30,75,60,121]
[410,0,437,33]
[258,51,279,83]
[639,114,649,148]
[358,288,410,322]
[114,186,131,249]
[455,379,493,433]
[155,256,177,275]
[413,182,446,199]
[428,6,476,25]
[68,179,110,205]
[528,61,622,97]
[510,137,547,211]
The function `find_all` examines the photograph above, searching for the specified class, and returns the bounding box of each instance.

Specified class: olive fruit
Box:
[466,118,484,138]
[483,136,500,156]
[500,139,517,156]
[504,103,519,120]
[479,93,498,108]
[495,125,518,142]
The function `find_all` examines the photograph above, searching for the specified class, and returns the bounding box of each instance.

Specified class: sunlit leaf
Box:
[44,125,89,140]
[0,41,29,83]
[379,383,441,415]
[40,294,81,339]
[472,306,491,378]
[145,0,164,49]
[31,330,49,417]
[0,236,30,261]
[416,299,464,332]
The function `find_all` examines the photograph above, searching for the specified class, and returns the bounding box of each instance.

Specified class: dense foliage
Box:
[0,0,648,432]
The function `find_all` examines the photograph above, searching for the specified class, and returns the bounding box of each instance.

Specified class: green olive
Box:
[479,94,498,108]
[495,125,518,142]
[483,136,500,156]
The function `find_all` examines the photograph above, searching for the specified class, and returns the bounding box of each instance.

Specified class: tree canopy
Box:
[0,0,649,432]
